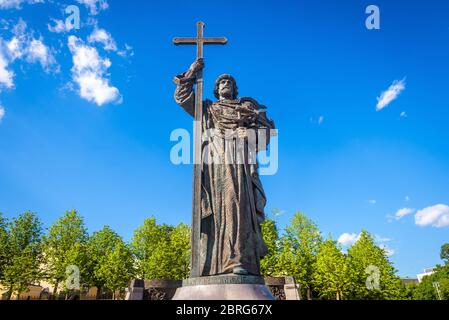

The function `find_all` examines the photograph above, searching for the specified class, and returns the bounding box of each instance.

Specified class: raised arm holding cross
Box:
[173,22,227,278]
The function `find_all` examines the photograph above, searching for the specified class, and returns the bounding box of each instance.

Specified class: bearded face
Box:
[218,78,235,100]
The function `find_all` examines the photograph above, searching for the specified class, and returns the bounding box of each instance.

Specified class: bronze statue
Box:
[173,58,275,277]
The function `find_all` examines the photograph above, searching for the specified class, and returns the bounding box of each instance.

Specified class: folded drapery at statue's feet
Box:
[233,267,249,275]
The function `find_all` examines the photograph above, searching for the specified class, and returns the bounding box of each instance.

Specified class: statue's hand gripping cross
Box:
[173,22,227,278]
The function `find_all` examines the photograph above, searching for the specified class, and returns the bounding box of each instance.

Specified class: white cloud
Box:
[271,208,286,217]
[47,19,70,33]
[367,199,377,205]
[88,28,117,51]
[68,35,121,106]
[6,37,23,60]
[0,104,5,120]
[0,0,43,9]
[400,111,407,118]
[379,244,395,257]
[1,19,57,73]
[26,38,57,71]
[117,43,134,57]
[338,233,360,246]
[376,78,406,111]
[0,52,14,89]
[338,232,394,255]
[76,0,108,15]
[318,115,324,125]
[375,235,392,243]
[415,204,449,228]
[394,207,415,220]
[310,115,325,125]
[405,195,410,201]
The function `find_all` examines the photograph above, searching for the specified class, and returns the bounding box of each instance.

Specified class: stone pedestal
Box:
[125,279,144,300]
[172,275,275,300]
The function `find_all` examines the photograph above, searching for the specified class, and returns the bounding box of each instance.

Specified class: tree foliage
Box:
[346,231,405,300]
[0,212,43,299]
[42,210,88,293]
[2,209,447,301]
[260,218,280,276]
[94,239,135,299]
[413,264,449,300]
[313,239,350,300]
[131,217,190,280]
[440,243,449,264]
[277,212,322,299]
[0,213,9,283]
[85,226,122,295]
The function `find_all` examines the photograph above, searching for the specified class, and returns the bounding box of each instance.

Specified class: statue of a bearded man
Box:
[173,59,275,276]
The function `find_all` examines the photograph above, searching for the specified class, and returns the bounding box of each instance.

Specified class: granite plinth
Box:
[172,275,275,300]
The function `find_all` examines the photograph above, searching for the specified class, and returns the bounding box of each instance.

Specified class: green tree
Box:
[0,213,9,284]
[276,212,322,300]
[131,217,186,280]
[313,238,350,300]
[440,243,449,264]
[42,210,88,295]
[403,282,418,300]
[414,264,449,300]
[95,239,135,299]
[166,223,190,279]
[131,217,169,279]
[260,218,280,276]
[85,226,122,298]
[347,231,404,300]
[0,212,43,300]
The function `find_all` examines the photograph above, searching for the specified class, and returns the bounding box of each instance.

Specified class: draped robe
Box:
[174,72,275,276]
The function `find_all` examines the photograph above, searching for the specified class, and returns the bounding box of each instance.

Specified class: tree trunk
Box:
[96,286,102,300]
[5,286,13,300]
[53,281,59,299]
[336,291,340,300]
[307,287,312,300]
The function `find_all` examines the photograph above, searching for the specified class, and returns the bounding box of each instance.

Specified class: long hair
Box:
[214,74,239,100]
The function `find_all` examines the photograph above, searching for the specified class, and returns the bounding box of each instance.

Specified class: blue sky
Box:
[0,0,448,277]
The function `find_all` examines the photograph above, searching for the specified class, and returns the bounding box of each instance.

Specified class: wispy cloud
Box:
[395,207,415,220]
[415,204,449,228]
[367,199,377,205]
[0,104,5,120]
[0,0,43,10]
[375,235,392,243]
[310,115,325,125]
[88,28,117,51]
[270,208,286,217]
[47,19,71,33]
[76,0,109,15]
[117,43,134,58]
[387,207,415,222]
[400,111,407,118]
[376,78,406,111]
[26,37,58,72]
[318,115,324,125]
[337,233,360,246]
[0,51,14,89]
[379,244,395,257]
[338,232,395,256]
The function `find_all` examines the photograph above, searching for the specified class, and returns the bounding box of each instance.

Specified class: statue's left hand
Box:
[237,127,247,139]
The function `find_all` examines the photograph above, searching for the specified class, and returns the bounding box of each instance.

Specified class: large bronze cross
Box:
[173,22,227,278]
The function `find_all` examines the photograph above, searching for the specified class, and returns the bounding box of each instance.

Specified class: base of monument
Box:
[172,275,275,300]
